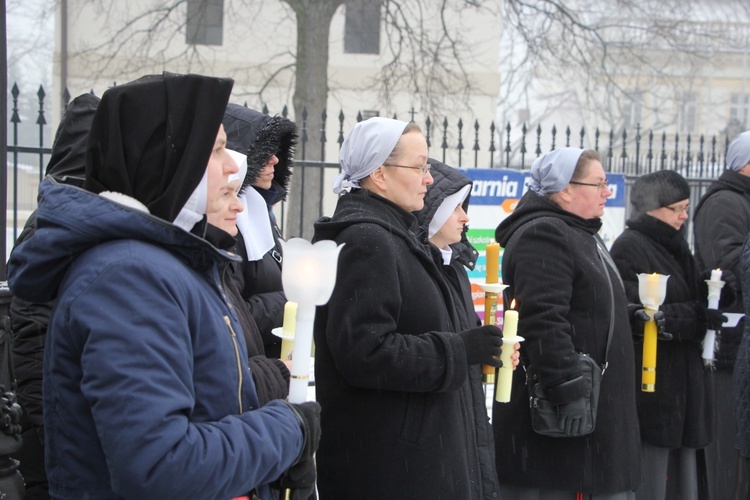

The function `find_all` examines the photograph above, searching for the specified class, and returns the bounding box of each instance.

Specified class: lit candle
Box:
[644,273,660,307]
[642,273,660,392]
[280,301,297,361]
[496,301,518,402]
[637,272,669,392]
[483,242,501,383]
[710,268,722,282]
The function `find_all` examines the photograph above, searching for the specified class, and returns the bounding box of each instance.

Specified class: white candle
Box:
[495,304,518,403]
[288,304,315,403]
[280,301,297,361]
[703,269,725,365]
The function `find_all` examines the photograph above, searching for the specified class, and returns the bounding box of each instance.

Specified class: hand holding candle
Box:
[637,273,669,392]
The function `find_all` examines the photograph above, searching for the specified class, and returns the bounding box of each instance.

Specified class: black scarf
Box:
[84,72,234,223]
[626,214,701,298]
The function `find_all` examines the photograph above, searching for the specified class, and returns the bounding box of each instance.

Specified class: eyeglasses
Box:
[569,179,610,191]
[383,163,432,176]
[665,204,690,215]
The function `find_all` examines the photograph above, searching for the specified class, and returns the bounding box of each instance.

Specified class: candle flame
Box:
[510,299,517,309]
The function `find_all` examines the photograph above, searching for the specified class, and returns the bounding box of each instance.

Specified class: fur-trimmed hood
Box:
[222,103,297,202]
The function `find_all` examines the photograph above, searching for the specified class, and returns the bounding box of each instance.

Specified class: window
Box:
[344,0,381,54]
[730,93,749,128]
[186,0,224,46]
[677,93,697,134]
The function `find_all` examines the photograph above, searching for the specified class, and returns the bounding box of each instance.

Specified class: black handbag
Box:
[525,236,616,438]
[527,352,602,437]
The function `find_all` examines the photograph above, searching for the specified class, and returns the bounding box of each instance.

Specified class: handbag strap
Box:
[594,235,616,375]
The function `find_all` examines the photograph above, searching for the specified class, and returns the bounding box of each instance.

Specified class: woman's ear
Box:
[557,186,574,204]
[366,166,389,192]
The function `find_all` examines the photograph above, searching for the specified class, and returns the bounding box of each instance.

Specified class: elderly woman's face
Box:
[565,160,611,219]
[206,124,240,213]
[378,131,432,212]
[647,199,689,231]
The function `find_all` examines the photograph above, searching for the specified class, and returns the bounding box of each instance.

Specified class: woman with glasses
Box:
[494,148,641,499]
[313,117,507,499]
[610,170,726,499]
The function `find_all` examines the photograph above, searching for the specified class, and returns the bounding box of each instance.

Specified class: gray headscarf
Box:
[333,117,408,194]
[727,130,750,172]
[528,147,584,195]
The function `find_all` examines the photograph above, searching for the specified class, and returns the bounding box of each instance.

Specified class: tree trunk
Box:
[283,0,344,240]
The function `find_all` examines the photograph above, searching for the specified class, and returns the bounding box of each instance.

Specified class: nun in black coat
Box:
[494,148,640,498]
[610,170,721,499]
[415,158,501,499]
[312,118,505,499]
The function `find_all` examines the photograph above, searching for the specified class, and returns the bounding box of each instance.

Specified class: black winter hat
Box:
[630,170,690,215]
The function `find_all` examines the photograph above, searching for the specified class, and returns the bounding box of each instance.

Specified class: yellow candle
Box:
[280,301,297,361]
[642,318,657,392]
[482,292,498,383]
[485,243,500,284]
[495,305,518,402]
[482,243,501,382]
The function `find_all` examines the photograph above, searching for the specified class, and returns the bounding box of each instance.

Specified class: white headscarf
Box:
[728,130,750,172]
[173,172,207,231]
[333,117,408,194]
[428,184,471,239]
[528,147,584,195]
[227,149,276,262]
[227,149,248,185]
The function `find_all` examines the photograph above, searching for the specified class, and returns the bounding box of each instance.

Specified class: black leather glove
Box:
[706,308,727,331]
[276,401,321,499]
[629,306,672,341]
[460,325,503,366]
[557,396,590,437]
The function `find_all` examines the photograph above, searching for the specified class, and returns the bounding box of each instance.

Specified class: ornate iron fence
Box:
[5,82,737,250]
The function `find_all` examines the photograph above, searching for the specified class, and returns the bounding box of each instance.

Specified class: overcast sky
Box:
[7,0,55,89]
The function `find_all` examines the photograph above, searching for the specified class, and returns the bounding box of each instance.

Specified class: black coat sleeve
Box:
[248,356,289,406]
[8,213,49,430]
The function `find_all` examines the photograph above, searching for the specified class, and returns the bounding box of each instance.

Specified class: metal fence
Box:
[5,82,735,249]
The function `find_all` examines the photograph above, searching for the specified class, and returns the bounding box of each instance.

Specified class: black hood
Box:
[222,103,297,201]
[415,158,478,270]
[46,92,100,182]
[84,72,234,223]
[495,190,602,246]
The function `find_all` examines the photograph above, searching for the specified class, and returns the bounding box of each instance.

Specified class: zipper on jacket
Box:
[224,315,244,413]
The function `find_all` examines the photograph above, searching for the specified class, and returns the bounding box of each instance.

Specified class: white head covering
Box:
[227,149,248,185]
[174,149,249,232]
[333,117,409,194]
[528,147,585,195]
[173,172,207,231]
[227,149,276,261]
[727,130,750,172]
[428,184,471,239]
